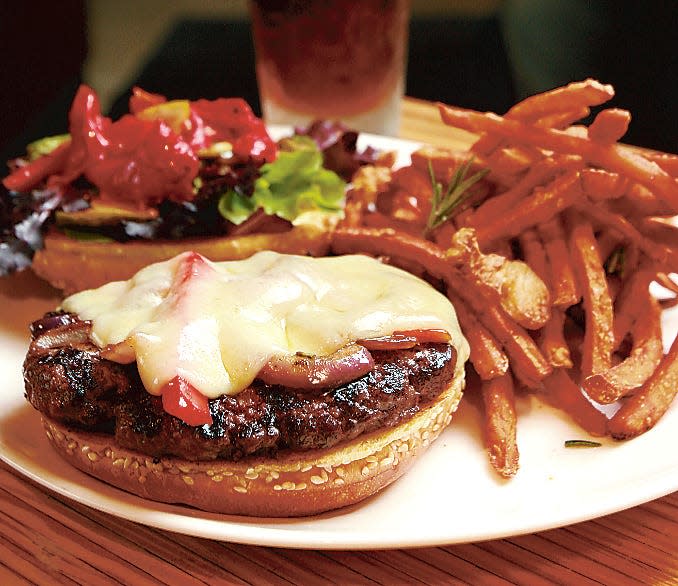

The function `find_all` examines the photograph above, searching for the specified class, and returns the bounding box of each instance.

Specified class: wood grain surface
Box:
[1,97,677,585]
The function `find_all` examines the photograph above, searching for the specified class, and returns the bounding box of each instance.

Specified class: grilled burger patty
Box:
[24,313,457,462]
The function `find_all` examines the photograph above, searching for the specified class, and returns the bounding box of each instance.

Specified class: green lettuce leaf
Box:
[218,136,345,225]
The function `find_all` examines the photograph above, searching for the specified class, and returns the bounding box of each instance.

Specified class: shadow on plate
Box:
[0,270,61,338]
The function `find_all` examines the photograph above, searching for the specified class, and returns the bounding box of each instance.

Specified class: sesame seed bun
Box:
[40,360,465,517]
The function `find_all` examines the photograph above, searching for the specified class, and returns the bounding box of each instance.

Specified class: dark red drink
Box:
[249,0,410,134]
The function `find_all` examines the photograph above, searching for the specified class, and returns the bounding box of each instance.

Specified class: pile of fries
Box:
[330,79,678,477]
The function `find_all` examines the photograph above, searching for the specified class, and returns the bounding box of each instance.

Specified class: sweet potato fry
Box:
[437,103,678,211]
[541,369,607,436]
[536,216,580,307]
[607,332,678,440]
[588,108,631,143]
[467,154,583,229]
[456,291,552,388]
[538,309,574,369]
[470,133,504,157]
[567,217,615,377]
[579,168,629,200]
[584,292,663,404]
[534,106,591,130]
[611,268,655,346]
[473,171,582,249]
[330,226,451,280]
[486,145,540,177]
[481,373,520,478]
[637,216,678,251]
[518,228,550,286]
[644,147,678,178]
[505,79,615,123]
[447,228,551,329]
[607,182,675,217]
[470,79,608,158]
[449,293,509,380]
[410,145,486,184]
[577,201,677,270]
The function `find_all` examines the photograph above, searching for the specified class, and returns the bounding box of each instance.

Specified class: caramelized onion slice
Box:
[358,329,451,350]
[31,319,92,350]
[258,343,374,390]
[29,313,78,336]
[100,341,136,364]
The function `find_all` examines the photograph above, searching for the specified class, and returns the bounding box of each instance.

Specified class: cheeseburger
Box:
[24,251,469,516]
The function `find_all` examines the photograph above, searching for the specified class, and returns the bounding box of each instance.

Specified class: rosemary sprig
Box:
[564,439,602,448]
[425,158,489,234]
[605,246,626,276]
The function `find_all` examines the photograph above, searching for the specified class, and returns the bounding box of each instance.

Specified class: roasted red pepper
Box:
[2,140,71,192]
[128,86,167,114]
[190,98,277,163]
[358,328,452,350]
[3,85,276,208]
[161,375,213,426]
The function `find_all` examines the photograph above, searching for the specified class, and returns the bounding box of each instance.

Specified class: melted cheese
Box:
[62,251,469,398]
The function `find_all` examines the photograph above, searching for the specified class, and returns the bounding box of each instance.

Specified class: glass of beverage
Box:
[249,0,411,136]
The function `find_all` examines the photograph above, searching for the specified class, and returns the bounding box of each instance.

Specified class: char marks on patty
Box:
[24,314,456,461]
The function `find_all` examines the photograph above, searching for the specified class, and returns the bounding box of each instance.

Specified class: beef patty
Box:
[24,313,457,461]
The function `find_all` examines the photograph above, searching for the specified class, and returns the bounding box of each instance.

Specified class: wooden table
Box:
[1,98,677,585]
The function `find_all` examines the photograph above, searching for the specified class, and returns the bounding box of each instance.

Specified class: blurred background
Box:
[1,0,675,163]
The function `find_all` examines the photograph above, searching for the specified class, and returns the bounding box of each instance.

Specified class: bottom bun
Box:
[41,364,465,517]
[32,224,331,294]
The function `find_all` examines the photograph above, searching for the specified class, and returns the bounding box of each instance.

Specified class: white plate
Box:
[1,134,677,550]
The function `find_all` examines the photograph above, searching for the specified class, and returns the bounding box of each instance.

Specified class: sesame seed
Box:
[182,475,194,486]
[233,486,248,494]
[87,452,99,462]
